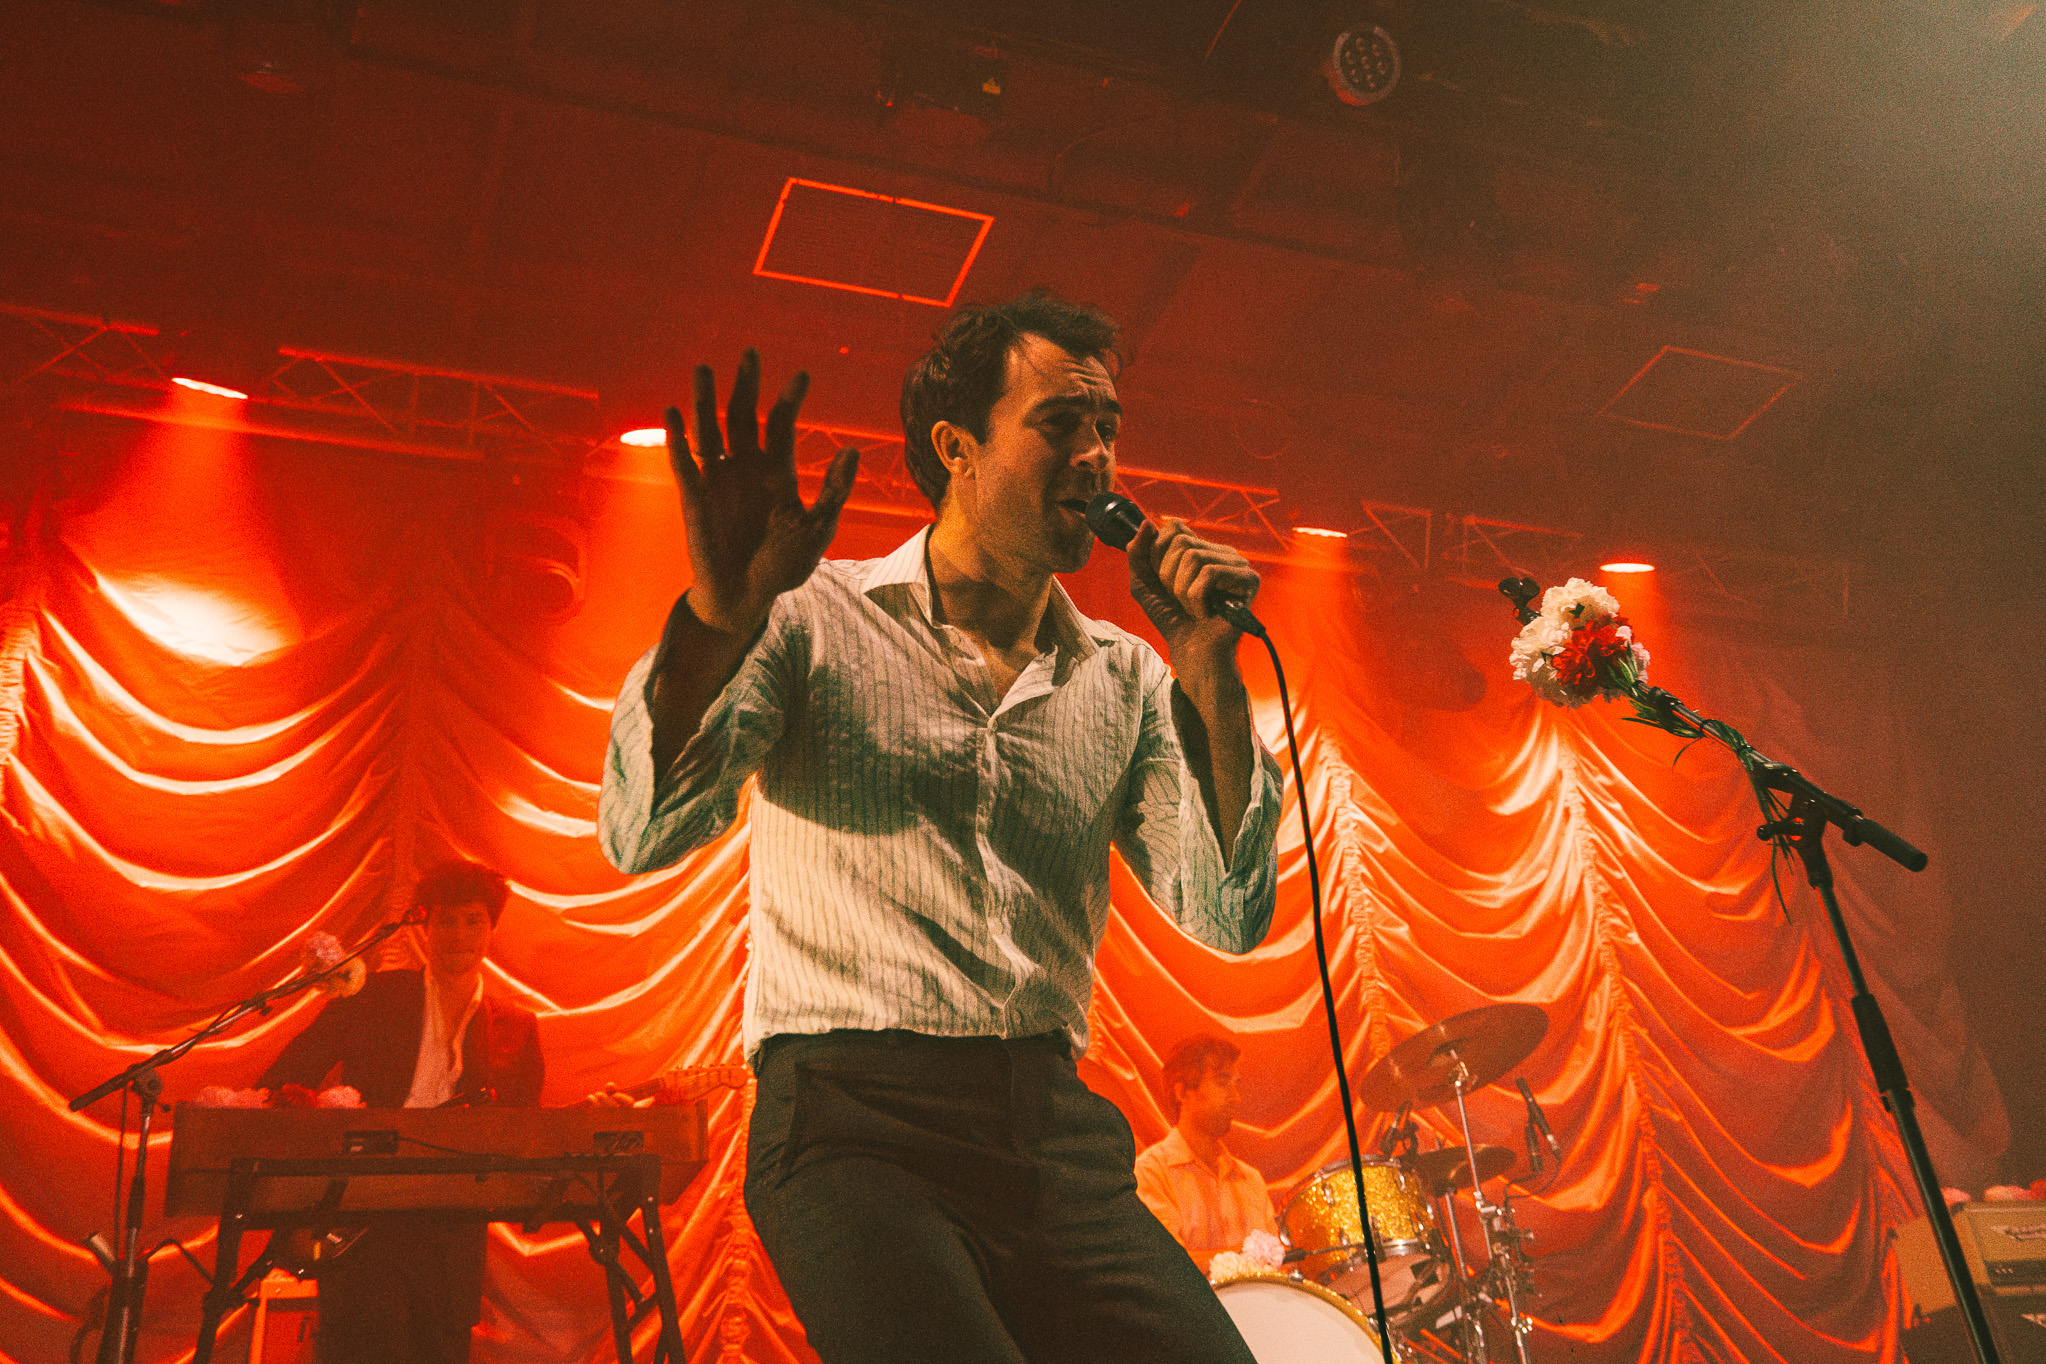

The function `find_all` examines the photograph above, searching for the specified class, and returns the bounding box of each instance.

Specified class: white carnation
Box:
[1539,578,1620,626]
[1242,1229,1286,1270]
[304,931,345,969]
[1208,1251,1254,1284]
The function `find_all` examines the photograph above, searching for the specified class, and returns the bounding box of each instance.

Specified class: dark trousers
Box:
[316,1222,484,1364]
[744,1030,1258,1364]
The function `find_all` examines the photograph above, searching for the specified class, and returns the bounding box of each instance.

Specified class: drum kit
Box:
[1212,1004,1556,1364]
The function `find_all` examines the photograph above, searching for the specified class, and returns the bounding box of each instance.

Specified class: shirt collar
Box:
[424,970,484,1036]
[1159,1126,1243,1178]
[861,526,1118,664]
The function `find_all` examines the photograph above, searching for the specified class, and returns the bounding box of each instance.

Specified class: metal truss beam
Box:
[1348,500,1851,618]
[0,303,165,392]
[2,301,1852,613]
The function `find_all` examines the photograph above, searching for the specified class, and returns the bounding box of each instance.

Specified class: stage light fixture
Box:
[171,376,250,400]
[484,502,589,623]
[163,325,273,402]
[599,372,685,453]
[1293,526,1349,539]
[1324,27,1400,106]
[1600,561,1655,574]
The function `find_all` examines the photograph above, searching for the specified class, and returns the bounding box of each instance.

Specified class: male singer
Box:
[599,291,1280,1362]
[259,859,542,1364]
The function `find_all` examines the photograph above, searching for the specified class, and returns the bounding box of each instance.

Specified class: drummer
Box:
[1135,1036,1279,1274]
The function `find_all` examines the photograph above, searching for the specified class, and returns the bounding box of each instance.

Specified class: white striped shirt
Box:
[599,528,1281,1059]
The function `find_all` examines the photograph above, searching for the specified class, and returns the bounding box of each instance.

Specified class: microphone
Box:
[1379,1104,1411,1157]
[1085,492,1267,639]
[1516,1077,1563,1164]
[1499,577,1541,624]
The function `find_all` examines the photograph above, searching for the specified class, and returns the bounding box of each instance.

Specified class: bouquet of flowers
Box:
[1508,579,1650,710]
[302,930,368,998]
[1508,578,1758,761]
[1207,1229,1287,1285]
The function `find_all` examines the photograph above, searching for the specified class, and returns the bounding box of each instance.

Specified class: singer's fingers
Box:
[691,364,724,463]
[1126,517,1165,580]
[764,368,810,480]
[726,348,762,460]
[663,405,701,498]
[809,447,860,532]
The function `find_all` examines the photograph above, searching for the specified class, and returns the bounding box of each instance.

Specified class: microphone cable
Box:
[1253,629,1396,1357]
[1085,490,1392,1351]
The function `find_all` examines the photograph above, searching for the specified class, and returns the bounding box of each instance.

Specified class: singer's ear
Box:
[930,421,976,478]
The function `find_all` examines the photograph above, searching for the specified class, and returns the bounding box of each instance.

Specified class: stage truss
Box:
[0,302,1852,616]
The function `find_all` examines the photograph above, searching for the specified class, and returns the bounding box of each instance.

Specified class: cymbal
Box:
[1357,1004,1548,1111]
[1407,1143,1516,1194]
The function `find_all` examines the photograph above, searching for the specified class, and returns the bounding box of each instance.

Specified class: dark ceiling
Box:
[0,0,2041,598]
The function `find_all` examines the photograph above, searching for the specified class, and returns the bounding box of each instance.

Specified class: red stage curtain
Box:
[0,428,2006,1363]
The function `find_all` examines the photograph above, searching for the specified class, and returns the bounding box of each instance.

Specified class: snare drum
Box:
[1213,1273,1389,1364]
[1282,1156,1437,1288]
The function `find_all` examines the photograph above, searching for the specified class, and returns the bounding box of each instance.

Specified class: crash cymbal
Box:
[1357,1004,1548,1111]
[1407,1143,1516,1194]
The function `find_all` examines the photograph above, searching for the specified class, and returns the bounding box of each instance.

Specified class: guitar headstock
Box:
[617,1063,754,1105]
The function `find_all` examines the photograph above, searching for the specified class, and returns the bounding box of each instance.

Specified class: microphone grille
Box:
[1084,492,1143,550]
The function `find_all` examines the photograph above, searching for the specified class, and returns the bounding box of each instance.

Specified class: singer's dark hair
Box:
[1161,1034,1241,1119]
[901,289,1121,509]
[414,859,511,926]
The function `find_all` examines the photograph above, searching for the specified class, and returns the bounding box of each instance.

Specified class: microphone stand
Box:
[1498,578,1997,1363]
[71,920,411,1364]
[1623,682,1999,1364]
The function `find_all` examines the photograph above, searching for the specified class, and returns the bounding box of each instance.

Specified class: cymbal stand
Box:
[1442,1057,1492,1364]
[1480,1193,1536,1364]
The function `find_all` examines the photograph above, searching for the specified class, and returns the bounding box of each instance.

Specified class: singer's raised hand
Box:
[667,350,859,637]
[1126,517,1260,664]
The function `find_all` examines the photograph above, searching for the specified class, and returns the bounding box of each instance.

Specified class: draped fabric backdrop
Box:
[0,424,2007,1363]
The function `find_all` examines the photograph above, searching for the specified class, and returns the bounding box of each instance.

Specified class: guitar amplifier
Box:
[1895,1204,2046,1364]
[1964,1205,2046,1293]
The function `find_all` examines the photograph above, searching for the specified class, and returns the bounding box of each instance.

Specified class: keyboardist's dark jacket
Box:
[258,968,544,1108]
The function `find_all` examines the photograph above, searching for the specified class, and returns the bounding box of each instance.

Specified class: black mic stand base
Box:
[95,1068,161,1364]
[1767,800,2002,1364]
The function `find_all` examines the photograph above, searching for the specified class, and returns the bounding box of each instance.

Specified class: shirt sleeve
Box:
[1113,651,1282,954]
[1248,1166,1280,1236]
[598,596,796,874]
[1134,1148,1186,1242]
[257,995,350,1094]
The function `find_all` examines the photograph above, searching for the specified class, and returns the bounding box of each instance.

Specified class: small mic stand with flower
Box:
[1500,575,2001,1364]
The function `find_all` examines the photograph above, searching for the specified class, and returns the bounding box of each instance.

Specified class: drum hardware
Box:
[1212,1271,1391,1363]
[1282,1156,1440,1320]
[1335,1005,1555,1364]
[1354,1006,1548,1113]
[1407,1144,1515,1196]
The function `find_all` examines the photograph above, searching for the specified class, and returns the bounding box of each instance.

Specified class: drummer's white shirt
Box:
[1135,1126,1278,1259]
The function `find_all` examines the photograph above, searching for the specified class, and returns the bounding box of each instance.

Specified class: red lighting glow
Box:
[1292,526,1348,539]
[619,428,667,447]
[1601,561,1655,574]
[171,376,249,400]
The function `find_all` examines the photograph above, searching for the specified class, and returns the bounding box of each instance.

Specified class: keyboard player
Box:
[257,859,543,1364]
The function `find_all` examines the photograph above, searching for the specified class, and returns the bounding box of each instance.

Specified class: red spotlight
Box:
[1292,526,1348,539]
[619,427,667,447]
[170,376,250,400]
[1600,561,1655,574]
[163,324,271,400]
